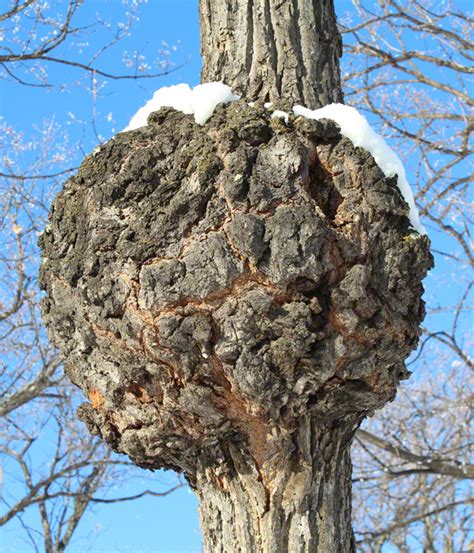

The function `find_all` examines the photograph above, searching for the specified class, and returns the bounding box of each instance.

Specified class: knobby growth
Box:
[40,102,432,550]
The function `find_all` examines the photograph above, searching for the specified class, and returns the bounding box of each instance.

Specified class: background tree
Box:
[341,0,473,550]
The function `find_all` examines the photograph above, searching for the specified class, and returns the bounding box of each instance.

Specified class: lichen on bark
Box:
[39,101,433,550]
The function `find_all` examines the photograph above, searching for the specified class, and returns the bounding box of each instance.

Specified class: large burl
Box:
[39,102,432,550]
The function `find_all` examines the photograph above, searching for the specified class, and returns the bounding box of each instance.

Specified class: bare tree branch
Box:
[357,430,474,480]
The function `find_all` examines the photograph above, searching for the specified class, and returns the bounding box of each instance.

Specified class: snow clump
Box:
[271,110,290,123]
[124,83,240,130]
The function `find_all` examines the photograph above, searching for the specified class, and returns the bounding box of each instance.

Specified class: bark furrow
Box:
[199,0,344,107]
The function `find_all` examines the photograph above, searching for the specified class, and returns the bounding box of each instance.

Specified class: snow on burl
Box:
[293,104,425,234]
[123,82,424,234]
[124,82,240,129]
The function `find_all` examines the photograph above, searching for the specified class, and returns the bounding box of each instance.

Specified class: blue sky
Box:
[1,0,468,551]
[1,0,202,144]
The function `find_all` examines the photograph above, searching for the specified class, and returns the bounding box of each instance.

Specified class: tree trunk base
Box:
[196,418,355,553]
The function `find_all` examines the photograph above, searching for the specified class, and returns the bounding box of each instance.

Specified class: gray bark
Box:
[197,419,355,552]
[199,0,343,108]
[39,103,432,551]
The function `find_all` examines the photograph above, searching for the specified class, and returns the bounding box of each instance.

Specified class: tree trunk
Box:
[199,0,343,108]
[40,2,432,552]
[198,3,349,549]
[196,419,356,552]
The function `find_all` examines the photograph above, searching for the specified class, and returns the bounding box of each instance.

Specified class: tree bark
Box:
[196,419,355,552]
[199,0,344,108]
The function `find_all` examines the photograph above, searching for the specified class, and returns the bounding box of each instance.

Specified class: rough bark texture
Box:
[199,0,343,108]
[197,419,355,552]
[39,102,432,550]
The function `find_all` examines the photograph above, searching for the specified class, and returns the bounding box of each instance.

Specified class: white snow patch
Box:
[293,103,425,234]
[124,82,240,130]
[264,102,273,109]
[271,110,289,124]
